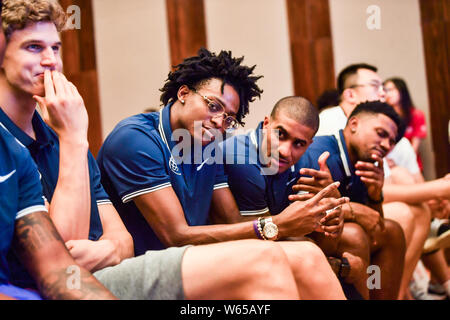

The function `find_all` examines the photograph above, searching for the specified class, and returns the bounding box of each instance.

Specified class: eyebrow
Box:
[21,39,62,47]
[275,125,307,144]
[209,95,237,117]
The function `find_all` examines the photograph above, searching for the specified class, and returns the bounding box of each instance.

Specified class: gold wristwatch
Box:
[261,217,279,240]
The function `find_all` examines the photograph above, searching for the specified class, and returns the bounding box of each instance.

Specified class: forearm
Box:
[14,212,116,300]
[345,202,381,221]
[37,265,116,300]
[383,179,450,204]
[49,139,90,240]
[157,221,259,247]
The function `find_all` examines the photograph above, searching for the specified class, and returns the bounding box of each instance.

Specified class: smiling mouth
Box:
[202,127,216,142]
[372,148,386,158]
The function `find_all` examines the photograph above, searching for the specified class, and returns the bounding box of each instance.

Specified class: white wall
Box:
[329,0,435,179]
[204,0,294,131]
[92,0,170,138]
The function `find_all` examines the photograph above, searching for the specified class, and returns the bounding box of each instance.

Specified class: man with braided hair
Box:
[98,48,350,299]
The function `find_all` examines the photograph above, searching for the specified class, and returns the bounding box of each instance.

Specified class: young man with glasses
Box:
[98,48,350,299]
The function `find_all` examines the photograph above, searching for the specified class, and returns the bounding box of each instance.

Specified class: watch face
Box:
[263,223,278,239]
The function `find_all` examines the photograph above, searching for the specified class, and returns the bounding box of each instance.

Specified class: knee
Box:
[246,240,294,277]
[383,219,407,252]
[342,223,370,249]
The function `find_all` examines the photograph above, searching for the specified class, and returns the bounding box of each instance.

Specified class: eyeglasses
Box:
[191,89,239,130]
[349,82,385,93]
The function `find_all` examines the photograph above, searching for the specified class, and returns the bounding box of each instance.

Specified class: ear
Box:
[344,88,361,106]
[262,116,271,129]
[348,116,358,133]
[177,85,190,104]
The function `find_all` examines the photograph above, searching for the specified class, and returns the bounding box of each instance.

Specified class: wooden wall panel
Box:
[419,0,450,177]
[60,0,103,156]
[166,0,207,68]
[286,0,335,105]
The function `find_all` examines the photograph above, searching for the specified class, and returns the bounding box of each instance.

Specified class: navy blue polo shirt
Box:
[97,104,228,255]
[0,124,46,285]
[223,122,301,216]
[297,130,369,204]
[0,108,110,288]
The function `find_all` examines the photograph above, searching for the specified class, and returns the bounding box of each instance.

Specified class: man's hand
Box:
[33,70,88,143]
[355,153,384,202]
[280,182,349,237]
[349,202,385,246]
[318,203,345,238]
[291,152,341,201]
[65,239,122,273]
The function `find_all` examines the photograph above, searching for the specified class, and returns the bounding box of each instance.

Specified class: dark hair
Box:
[337,63,377,95]
[383,77,414,127]
[0,1,3,15]
[270,96,319,134]
[316,88,340,111]
[159,48,263,125]
[347,100,405,142]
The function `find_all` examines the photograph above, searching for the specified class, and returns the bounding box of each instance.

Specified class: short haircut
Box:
[347,100,405,142]
[337,63,377,95]
[2,0,67,41]
[160,47,263,126]
[270,96,320,134]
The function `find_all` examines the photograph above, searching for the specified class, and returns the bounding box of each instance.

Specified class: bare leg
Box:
[278,241,346,300]
[337,222,371,299]
[422,250,450,285]
[182,240,300,299]
[384,202,430,299]
[370,219,406,300]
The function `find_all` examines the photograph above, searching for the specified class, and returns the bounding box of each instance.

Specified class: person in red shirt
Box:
[384,77,427,171]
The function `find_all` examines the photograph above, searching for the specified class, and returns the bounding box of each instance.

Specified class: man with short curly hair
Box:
[98,48,350,299]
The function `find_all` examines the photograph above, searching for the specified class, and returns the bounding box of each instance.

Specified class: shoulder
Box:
[0,127,32,168]
[102,113,163,154]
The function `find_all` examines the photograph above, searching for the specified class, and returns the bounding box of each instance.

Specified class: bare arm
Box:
[383,178,450,204]
[410,137,422,154]
[66,204,134,272]
[133,183,348,247]
[33,70,90,240]
[13,211,116,300]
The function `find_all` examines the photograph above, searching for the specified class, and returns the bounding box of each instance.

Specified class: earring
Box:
[181,100,185,104]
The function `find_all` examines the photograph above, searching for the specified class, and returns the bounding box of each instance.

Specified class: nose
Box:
[210,114,224,130]
[278,141,291,160]
[40,47,57,68]
[380,137,391,152]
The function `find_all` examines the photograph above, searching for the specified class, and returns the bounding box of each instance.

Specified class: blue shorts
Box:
[0,284,43,300]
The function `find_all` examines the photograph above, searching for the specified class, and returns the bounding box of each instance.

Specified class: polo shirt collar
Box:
[158,103,177,152]
[334,129,353,178]
[0,108,54,154]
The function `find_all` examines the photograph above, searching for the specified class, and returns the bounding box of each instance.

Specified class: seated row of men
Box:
[1,0,449,300]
